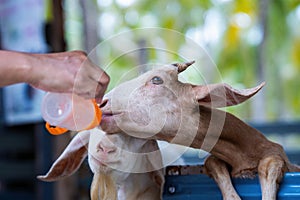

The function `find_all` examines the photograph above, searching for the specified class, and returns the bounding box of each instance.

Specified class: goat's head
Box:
[88,130,163,175]
[37,128,163,182]
[100,61,265,143]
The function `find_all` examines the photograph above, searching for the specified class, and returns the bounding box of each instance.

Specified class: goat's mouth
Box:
[95,157,119,164]
[102,111,123,118]
[99,99,124,133]
[91,156,120,171]
[101,111,123,129]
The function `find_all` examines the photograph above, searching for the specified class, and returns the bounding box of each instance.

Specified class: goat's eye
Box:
[151,76,163,85]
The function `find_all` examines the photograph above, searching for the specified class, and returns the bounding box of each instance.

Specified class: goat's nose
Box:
[97,142,116,154]
[100,99,108,108]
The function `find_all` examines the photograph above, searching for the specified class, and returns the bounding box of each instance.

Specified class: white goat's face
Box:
[37,129,163,182]
[100,64,196,139]
[88,130,162,175]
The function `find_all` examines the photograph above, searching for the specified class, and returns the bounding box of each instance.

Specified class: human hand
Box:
[27,51,110,103]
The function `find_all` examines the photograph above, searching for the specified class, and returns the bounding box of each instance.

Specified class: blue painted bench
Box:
[163,172,300,200]
[163,121,300,200]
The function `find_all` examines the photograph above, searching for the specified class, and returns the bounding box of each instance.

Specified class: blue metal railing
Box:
[163,121,300,199]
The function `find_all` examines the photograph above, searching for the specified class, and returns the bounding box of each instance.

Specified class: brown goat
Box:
[100,61,300,200]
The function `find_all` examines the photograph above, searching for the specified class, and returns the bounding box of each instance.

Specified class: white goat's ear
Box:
[37,130,90,182]
[193,82,265,108]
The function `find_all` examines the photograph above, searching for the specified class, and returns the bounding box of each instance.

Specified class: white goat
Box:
[37,128,164,200]
[99,61,300,200]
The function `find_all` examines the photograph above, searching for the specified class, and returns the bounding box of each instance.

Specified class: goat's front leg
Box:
[204,155,241,200]
[258,155,286,200]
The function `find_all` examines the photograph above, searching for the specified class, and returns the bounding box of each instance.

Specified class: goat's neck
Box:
[118,173,161,200]
[167,106,270,169]
[196,107,271,165]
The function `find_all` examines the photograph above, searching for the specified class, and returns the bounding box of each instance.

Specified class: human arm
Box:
[0,50,110,102]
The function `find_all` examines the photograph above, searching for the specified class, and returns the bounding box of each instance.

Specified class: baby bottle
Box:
[41,92,102,135]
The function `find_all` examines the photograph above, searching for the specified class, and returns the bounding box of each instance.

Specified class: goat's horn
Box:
[172,60,195,73]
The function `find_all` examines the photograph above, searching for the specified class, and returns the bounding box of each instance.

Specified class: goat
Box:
[100,61,300,200]
[37,128,164,200]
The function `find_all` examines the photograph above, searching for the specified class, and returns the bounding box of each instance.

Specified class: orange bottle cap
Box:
[45,122,69,135]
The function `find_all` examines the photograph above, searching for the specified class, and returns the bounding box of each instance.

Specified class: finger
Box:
[91,71,110,102]
[95,97,103,104]
[73,75,96,98]
[94,85,106,104]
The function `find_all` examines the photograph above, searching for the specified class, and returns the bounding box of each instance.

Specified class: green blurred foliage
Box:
[65,0,300,121]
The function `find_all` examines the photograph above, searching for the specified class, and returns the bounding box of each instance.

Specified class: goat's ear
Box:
[37,130,90,182]
[193,82,265,108]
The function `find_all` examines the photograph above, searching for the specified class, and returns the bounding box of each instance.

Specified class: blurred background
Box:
[0,0,300,199]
